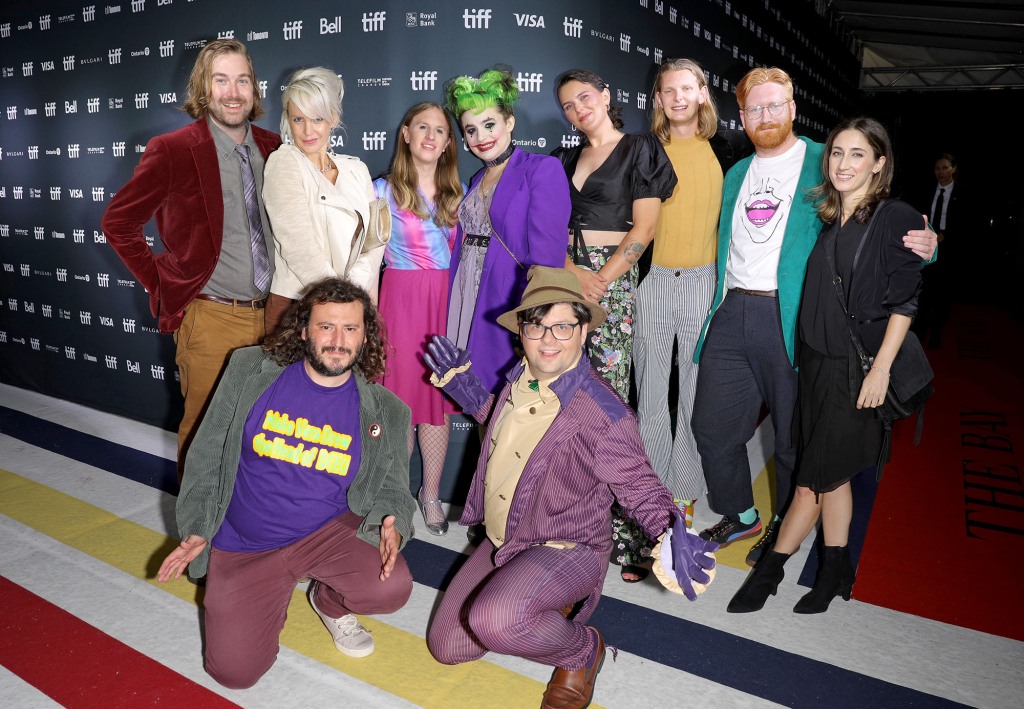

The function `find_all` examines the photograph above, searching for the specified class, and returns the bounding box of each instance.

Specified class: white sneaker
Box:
[309,583,374,658]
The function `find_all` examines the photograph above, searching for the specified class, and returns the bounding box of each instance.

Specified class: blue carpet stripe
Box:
[0,405,965,708]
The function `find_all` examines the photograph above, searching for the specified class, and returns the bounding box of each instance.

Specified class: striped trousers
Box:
[427,539,604,671]
[633,263,716,500]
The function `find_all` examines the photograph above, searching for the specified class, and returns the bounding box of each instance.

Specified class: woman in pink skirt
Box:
[375,102,465,535]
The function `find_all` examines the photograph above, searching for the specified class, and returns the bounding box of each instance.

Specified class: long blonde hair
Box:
[650,58,718,142]
[388,102,462,228]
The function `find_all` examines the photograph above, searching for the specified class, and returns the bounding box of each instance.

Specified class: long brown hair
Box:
[182,39,265,121]
[650,58,719,143]
[263,278,388,382]
[387,102,462,228]
[808,116,894,226]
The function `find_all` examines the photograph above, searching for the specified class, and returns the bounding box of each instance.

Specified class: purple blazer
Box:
[448,148,571,393]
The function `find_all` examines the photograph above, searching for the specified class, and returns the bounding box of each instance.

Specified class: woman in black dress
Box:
[728,117,925,613]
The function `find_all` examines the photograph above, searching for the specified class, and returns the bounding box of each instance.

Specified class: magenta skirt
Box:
[379,268,459,425]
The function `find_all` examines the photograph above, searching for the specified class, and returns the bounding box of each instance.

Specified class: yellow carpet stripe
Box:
[0,468,606,709]
[713,460,777,569]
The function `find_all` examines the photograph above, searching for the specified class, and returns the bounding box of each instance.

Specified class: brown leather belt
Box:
[729,287,778,298]
[195,294,267,309]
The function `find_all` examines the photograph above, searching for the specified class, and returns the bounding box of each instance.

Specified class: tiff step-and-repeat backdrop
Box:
[0,0,857,493]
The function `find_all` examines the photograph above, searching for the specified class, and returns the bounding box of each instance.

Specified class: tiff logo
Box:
[73,229,85,242]
[410,70,438,91]
[669,7,677,23]
[68,143,81,158]
[127,360,141,374]
[516,72,543,92]
[97,273,110,286]
[159,40,173,57]
[283,20,302,40]
[30,338,40,350]
[88,97,100,112]
[640,0,649,6]
[80,311,92,324]
[20,264,30,276]
[637,92,647,109]
[7,299,17,311]
[28,146,39,159]
[151,364,165,380]
[362,11,386,32]
[42,304,52,317]
[654,48,663,64]
[135,92,149,109]
[14,186,24,199]
[23,62,34,77]
[65,100,78,114]
[620,33,631,52]
[123,318,136,333]
[0,224,8,237]
[50,186,61,200]
[65,346,76,360]
[258,80,268,98]
[83,6,96,22]
[0,23,10,38]
[45,102,56,116]
[132,0,145,11]
[563,17,582,38]
[63,55,75,70]
[34,226,44,239]
[6,106,17,120]
[217,30,234,39]
[57,268,68,282]
[112,141,126,156]
[560,134,581,148]
[109,48,122,64]
[105,355,117,369]
[40,14,52,30]
[0,332,6,343]
[92,187,105,201]
[362,131,387,151]
[464,9,492,29]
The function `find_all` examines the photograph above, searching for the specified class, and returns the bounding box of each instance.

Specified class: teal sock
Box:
[738,507,758,525]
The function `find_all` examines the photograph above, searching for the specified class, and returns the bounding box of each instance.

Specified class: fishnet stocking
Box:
[417,417,450,526]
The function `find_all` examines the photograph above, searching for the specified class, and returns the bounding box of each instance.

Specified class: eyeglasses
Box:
[521,322,581,341]
[743,100,790,119]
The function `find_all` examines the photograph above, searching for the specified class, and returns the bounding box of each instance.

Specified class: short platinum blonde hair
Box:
[279,66,344,141]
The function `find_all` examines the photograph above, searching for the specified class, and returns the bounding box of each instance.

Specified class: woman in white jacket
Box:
[263,67,383,332]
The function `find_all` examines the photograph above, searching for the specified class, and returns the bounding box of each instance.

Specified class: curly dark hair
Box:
[263,278,388,382]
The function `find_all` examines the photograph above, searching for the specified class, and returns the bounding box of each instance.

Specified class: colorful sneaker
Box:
[746,517,780,567]
[310,583,374,658]
[699,512,762,547]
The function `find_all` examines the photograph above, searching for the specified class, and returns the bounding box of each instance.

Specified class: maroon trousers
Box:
[203,512,412,688]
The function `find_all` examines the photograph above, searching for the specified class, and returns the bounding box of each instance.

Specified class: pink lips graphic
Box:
[746,199,780,227]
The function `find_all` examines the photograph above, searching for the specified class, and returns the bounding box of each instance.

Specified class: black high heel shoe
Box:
[727,549,790,613]
[793,545,855,614]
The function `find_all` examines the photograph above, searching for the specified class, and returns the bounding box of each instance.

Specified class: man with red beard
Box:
[690,67,936,564]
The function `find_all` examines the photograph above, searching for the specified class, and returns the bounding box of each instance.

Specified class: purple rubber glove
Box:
[670,511,718,601]
[424,335,471,379]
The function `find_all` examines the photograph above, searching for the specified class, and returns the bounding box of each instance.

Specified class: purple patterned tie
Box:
[235,144,271,292]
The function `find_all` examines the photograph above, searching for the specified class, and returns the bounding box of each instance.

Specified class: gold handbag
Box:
[361,197,392,253]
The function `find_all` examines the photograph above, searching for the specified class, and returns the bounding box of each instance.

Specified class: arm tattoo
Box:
[622,241,646,265]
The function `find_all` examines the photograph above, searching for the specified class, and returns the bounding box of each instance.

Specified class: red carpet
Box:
[0,575,240,708]
[856,306,1024,640]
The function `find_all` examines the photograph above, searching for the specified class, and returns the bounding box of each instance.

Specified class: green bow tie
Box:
[528,379,539,392]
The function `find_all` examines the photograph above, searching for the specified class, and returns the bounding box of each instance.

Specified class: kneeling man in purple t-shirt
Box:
[158,277,415,689]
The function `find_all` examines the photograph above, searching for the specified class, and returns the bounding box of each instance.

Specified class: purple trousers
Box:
[427,539,605,671]
[203,512,412,689]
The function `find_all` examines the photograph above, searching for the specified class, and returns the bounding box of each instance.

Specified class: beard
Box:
[748,115,794,151]
[304,337,360,378]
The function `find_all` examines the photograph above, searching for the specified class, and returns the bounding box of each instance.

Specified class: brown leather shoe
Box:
[540,628,605,709]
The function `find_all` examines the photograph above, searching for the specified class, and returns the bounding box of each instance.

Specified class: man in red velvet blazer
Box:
[101,39,281,480]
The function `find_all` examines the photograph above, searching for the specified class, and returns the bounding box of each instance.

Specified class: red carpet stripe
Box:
[0,575,239,708]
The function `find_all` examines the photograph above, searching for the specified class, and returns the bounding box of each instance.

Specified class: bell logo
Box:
[159,40,174,57]
[83,6,96,22]
[563,17,582,38]
[105,355,118,369]
[135,93,149,109]
[656,0,664,14]
[68,144,81,158]
[45,102,56,116]
[619,33,631,52]
[320,16,341,34]
[23,62,34,77]
[362,11,386,32]
[410,70,438,91]
[50,187,61,200]
[94,230,106,243]
[127,360,141,374]
[112,141,126,157]
[283,20,302,40]
[464,8,491,29]
[362,131,387,151]
[159,92,176,104]
[108,48,122,64]
[514,14,545,28]
[516,72,543,93]
[65,100,78,114]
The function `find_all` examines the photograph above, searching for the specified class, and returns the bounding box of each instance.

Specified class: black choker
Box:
[484,143,515,167]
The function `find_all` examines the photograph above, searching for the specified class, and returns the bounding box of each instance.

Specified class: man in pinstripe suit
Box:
[424,267,717,709]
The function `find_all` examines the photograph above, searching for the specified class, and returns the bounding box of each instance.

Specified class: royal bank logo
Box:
[616,88,630,104]
[159,92,176,104]
[57,267,68,282]
[410,70,438,91]
[113,141,126,157]
[159,40,174,57]
[514,13,544,28]
[105,355,117,369]
[87,97,100,113]
[151,364,166,380]
[92,187,105,201]
[362,131,387,151]
[135,92,149,109]
[29,146,39,159]
[97,272,110,287]
[50,186,61,200]
[132,0,145,11]
[464,8,491,29]
[73,229,85,242]
[620,33,631,52]
[34,226,45,239]
[6,106,17,120]
[68,143,81,158]
[65,100,78,114]
[30,188,42,198]
[321,16,341,34]
[362,11,386,32]
[563,17,582,38]
[283,20,302,40]
[516,72,543,93]
[40,15,52,30]
[45,102,56,116]
[108,48,122,64]
[2,68,13,78]
[83,6,96,22]
[637,92,648,109]
[23,62,34,77]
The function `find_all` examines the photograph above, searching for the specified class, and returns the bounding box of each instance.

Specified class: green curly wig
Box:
[445,69,520,118]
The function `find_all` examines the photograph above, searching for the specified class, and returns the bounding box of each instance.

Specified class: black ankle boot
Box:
[793,545,855,614]
[727,549,790,613]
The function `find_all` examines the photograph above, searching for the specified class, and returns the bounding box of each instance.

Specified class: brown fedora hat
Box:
[496,266,607,334]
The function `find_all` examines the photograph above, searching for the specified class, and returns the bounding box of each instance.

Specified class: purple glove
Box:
[424,335,471,379]
[670,511,718,601]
